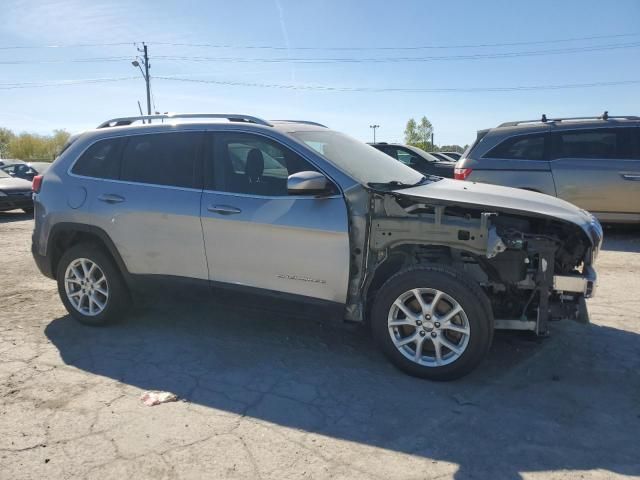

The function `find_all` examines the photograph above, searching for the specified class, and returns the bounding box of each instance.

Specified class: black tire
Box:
[56,243,129,326]
[371,265,493,381]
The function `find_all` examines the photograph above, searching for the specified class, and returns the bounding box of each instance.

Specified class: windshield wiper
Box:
[367,176,431,190]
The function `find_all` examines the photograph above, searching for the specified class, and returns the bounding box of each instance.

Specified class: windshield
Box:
[291,130,424,186]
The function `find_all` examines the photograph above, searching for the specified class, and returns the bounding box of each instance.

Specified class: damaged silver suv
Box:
[32,114,602,380]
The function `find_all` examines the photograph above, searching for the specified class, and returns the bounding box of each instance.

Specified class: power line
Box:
[0,42,135,50]
[0,56,131,65]
[151,32,640,51]
[2,40,639,66]
[0,77,138,90]
[152,41,640,64]
[155,76,640,93]
[1,32,638,51]
[1,74,637,93]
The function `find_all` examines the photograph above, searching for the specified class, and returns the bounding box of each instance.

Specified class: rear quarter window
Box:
[550,128,634,159]
[71,138,124,179]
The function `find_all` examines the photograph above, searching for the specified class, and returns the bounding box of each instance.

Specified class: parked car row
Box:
[1,161,51,180]
[0,161,50,214]
[373,114,640,224]
[370,142,456,178]
[0,168,34,213]
[454,114,640,224]
[32,113,602,380]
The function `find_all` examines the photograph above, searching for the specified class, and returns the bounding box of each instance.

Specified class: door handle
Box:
[208,205,242,215]
[621,173,640,181]
[97,193,125,204]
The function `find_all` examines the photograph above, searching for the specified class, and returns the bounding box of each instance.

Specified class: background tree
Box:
[404,118,420,145]
[0,127,15,159]
[404,116,434,151]
[0,127,70,161]
[438,144,468,153]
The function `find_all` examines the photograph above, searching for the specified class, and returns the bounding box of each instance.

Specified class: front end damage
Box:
[345,187,602,336]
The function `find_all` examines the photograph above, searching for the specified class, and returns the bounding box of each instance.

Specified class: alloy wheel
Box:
[387,288,470,367]
[64,258,109,316]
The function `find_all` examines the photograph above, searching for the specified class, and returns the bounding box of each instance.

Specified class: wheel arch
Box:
[363,244,451,319]
[363,242,496,321]
[48,223,131,284]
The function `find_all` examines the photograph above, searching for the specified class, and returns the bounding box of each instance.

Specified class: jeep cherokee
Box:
[32,114,603,380]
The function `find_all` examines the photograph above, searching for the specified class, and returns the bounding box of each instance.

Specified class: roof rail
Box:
[97,113,273,129]
[498,111,640,128]
[271,119,328,128]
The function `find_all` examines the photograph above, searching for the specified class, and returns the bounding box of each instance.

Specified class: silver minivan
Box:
[455,114,640,223]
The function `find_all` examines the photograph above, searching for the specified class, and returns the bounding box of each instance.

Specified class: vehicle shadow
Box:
[45,293,639,479]
[0,210,33,223]
[601,224,640,253]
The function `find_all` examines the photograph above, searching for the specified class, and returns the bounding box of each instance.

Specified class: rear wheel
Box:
[56,243,129,326]
[371,265,493,380]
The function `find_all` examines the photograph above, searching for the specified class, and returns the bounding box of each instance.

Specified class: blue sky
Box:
[1,0,639,146]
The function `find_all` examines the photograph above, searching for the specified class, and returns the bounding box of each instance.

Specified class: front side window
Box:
[72,138,123,179]
[485,134,546,160]
[550,128,633,159]
[214,133,319,196]
[120,132,201,188]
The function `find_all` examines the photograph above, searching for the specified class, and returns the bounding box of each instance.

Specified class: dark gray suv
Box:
[32,114,602,380]
[455,114,640,223]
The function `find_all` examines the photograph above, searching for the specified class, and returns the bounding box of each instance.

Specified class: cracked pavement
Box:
[1,211,639,479]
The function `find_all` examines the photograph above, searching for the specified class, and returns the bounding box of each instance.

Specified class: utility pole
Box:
[143,44,151,116]
[431,131,434,151]
[132,43,152,119]
[369,124,380,143]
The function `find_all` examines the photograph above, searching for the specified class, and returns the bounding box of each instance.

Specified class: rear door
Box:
[75,132,208,279]
[473,133,556,195]
[550,127,640,215]
[200,131,350,303]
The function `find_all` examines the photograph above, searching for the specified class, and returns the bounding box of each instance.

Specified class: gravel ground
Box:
[1,211,639,480]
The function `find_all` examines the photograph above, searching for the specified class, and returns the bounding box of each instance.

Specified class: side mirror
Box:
[287,171,330,195]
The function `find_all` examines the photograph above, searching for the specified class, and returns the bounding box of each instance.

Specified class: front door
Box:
[200,131,350,303]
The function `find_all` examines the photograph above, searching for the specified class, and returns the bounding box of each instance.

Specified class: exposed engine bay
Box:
[345,189,601,335]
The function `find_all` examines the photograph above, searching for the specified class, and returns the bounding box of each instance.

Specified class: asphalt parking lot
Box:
[1,211,639,480]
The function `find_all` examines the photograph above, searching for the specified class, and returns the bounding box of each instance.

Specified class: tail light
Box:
[454,167,473,180]
[32,175,43,193]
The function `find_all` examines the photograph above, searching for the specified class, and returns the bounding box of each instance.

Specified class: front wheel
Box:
[56,243,129,326]
[371,265,493,380]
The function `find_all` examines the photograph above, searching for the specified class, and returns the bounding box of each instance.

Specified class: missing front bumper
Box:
[553,265,597,298]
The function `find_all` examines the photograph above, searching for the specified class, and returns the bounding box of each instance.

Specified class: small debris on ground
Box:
[140,390,178,406]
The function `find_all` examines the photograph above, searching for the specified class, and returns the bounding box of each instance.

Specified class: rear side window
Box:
[72,138,123,179]
[484,134,546,160]
[550,128,634,159]
[121,132,202,188]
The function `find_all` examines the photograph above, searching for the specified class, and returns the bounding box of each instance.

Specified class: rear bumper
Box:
[553,265,597,298]
[31,243,54,279]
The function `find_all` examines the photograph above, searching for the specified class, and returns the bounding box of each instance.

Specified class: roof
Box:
[95,114,328,133]
[488,113,640,135]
